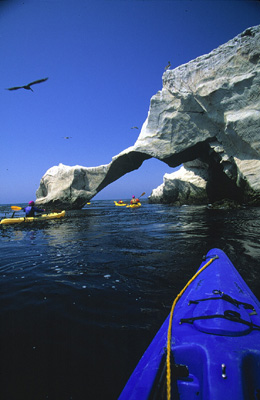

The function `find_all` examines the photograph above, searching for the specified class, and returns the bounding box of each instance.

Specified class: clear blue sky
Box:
[1,0,259,204]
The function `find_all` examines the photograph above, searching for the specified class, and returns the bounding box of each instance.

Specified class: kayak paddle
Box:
[11,206,61,214]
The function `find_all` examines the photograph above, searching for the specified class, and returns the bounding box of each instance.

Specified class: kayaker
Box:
[130,195,140,205]
[118,200,124,204]
[22,201,45,217]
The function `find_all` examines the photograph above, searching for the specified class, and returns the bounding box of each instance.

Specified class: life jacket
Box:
[24,206,35,217]
[130,198,139,204]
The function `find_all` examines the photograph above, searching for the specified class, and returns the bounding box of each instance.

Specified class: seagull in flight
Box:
[131,126,139,130]
[164,61,171,71]
[62,136,72,139]
[6,77,48,92]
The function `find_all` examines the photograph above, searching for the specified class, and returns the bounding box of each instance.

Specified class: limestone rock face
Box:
[149,161,209,204]
[36,151,150,209]
[36,163,110,209]
[36,25,260,209]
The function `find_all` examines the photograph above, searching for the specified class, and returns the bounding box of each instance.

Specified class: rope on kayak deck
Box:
[166,255,218,400]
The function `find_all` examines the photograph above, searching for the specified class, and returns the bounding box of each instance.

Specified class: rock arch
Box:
[36,25,260,209]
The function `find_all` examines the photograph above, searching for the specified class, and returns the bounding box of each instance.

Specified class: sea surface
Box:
[1,200,260,400]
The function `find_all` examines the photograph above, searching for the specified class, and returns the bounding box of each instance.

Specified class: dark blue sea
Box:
[1,201,260,400]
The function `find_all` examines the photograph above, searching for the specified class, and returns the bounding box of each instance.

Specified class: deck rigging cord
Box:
[166,255,218,400]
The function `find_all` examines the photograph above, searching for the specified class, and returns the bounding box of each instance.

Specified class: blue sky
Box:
[1,0,259,204]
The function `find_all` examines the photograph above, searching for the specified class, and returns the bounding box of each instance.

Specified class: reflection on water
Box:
[1,201,260,399]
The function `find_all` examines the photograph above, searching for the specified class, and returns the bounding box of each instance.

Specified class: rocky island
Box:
[36,25,260,210]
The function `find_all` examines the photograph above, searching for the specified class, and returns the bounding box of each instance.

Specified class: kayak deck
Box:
[114,201,141,208]
[119,248,260,400]
[126,202,141,208]
[114,201,127,206]
[0,210,66,225]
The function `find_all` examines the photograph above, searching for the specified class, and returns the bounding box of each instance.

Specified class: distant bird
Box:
[131,126,139,130]
[62,136,72,139]
[164,61,171,71]
[6,77,48,92]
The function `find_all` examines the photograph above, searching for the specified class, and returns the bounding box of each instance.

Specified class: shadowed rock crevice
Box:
[162,140,212,168]
[206,155,244,203]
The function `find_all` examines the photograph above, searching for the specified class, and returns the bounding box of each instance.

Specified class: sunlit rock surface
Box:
[149,161,209,205]
[36,25,260,209]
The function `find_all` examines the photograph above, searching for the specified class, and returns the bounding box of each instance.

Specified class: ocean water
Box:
[1,201,260,400]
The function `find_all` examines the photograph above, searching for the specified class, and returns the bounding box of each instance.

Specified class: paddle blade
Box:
[11,206,22,211]
[140,192,145,197]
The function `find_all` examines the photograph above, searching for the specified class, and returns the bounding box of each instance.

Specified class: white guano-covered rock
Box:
[149,161,209,204]
[36,25,260,209]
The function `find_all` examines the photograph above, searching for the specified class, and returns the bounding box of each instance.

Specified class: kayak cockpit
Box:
[148,353,190,399]
[149,342,260,400]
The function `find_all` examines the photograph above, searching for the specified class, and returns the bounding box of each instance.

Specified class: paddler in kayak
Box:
[22,201,45,217]
[130,195,140,205]
[117,200,125,204]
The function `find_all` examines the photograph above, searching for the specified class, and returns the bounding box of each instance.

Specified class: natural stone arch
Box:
[36,25,260,209]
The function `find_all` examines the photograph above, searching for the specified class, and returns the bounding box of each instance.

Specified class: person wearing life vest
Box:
[118,200,124,204]
[22,201,45,217]
[130,195,140,205]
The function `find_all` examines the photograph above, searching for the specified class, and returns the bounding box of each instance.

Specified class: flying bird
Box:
[131,126,139,130]
[62,136,72,139]
[164,61,171,71]
[6,77,49,92]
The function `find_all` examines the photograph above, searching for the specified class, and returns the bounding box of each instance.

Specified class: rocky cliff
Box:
[36,25,260,209]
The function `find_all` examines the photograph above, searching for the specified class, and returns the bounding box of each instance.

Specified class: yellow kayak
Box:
[0,210,66,225]
[114,201,127,207]
[126,202,141,208]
